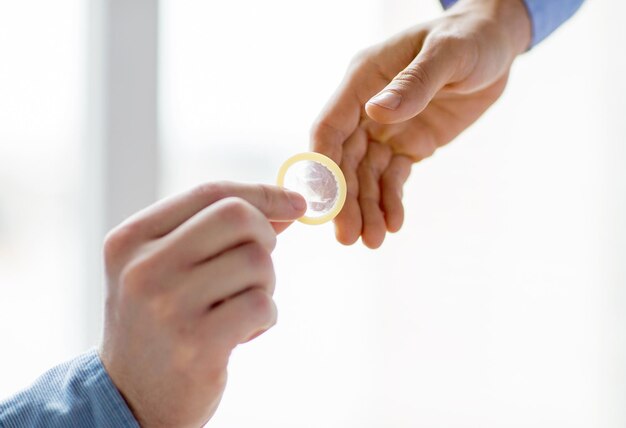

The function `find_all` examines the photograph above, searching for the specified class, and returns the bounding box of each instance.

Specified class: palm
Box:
[312,22,515,248]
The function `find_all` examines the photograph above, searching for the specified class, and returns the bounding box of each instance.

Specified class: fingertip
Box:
[368,90,402,110]
[272,221,295,235]
[382,195,405,233]
[334,217,361,246]
[242,317,277,343]
[243,328,268,343]
[360,209,387,249]
[335,225,360,246]
[361,209,386,248]
[361,229,385,249]
[385,214,404,233]
[333,199,362,246]
[285,190,307,214]
[365,101,402,125]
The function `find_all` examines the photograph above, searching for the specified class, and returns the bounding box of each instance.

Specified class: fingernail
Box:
[287,191,306,211]
[243,327,268,343]
[368,91,402,110]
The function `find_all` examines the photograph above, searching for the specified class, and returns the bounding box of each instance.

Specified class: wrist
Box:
[449,0,532,55]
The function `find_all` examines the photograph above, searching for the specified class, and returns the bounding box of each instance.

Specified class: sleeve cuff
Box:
[523,0,584,46]
[439,0,585,47]
[81,349,140,427]
[0,349,139,428]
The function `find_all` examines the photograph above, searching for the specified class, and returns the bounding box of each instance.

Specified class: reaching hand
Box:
[99,182,306,427]
[311,0,531,248]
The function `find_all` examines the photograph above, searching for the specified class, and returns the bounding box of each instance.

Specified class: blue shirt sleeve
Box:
[0,349,139,428]
[440,0,585,47]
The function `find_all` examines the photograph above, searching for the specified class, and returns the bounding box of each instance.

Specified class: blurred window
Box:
[0,0,85,396]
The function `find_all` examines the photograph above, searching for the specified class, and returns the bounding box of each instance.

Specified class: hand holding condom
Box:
[277,152,346,226]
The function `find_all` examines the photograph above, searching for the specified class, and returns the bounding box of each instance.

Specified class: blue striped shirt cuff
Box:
[440,0,585,47]
[0,349,139,428]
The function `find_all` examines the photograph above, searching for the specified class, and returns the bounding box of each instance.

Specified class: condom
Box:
[277,152,347,225]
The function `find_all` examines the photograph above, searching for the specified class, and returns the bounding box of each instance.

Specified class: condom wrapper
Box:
[277,152,347,225]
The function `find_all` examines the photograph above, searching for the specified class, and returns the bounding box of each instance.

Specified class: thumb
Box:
[365,43,458,124]
[250,185,307,222]
[230,185,306,234]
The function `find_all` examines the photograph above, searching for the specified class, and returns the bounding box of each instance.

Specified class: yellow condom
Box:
[277,152,347,225]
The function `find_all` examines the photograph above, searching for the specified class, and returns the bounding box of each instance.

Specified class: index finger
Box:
[118,182,307,240]
[310,62,365,164]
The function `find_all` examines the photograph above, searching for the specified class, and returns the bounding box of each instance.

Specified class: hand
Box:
[99,182,306,427]
[311,0,531,248]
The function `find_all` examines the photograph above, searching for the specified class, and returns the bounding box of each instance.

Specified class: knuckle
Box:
[245,288,275,322]
[245,242,273,270]
[217,198,276,248]
[119,255,160,298]
[265,228,278,251]
[218,197,256,226]
[365,162,384,179]
[382,166,402,185]
[349,47,374,69]
[310,120,347,150]
[103,222,141,262]
[244,244,276,292]
[414,141,437,161]
[191,181,228,202]
[395,63,430,91]
[421,141,438,159]
[257,184,275,212]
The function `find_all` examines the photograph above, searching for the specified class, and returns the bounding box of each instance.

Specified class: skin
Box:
[311,0,532,248]
[99,182,306,427]
[98,1,533,425]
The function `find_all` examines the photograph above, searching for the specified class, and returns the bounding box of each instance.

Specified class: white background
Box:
[2,0,625,427]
